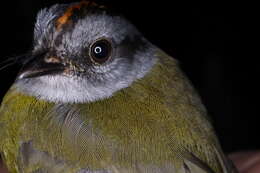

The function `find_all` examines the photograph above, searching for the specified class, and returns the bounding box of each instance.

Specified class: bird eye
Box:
[90,39,112,64]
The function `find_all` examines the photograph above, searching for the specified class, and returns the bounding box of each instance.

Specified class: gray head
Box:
[15,1,157,103]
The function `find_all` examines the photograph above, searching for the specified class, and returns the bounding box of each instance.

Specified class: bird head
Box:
[15,1,157,103]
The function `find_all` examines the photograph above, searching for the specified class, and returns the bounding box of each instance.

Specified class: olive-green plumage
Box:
[0,51,236,173]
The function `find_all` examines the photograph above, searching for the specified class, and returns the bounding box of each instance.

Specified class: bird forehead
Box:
[34,2,137,53]
[56,1,106,30]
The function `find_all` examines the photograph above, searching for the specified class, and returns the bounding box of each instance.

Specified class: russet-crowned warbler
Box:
[0,1,237,173]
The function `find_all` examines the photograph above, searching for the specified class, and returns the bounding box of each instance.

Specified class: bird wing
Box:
[182,149,238,173]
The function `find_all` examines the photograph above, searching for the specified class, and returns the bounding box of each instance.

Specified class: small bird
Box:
[0,1,237,173]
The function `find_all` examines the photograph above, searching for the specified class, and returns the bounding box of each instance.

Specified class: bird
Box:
[0,1,238,173]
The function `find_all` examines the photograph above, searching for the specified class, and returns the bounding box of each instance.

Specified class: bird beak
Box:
[18,52,66,79]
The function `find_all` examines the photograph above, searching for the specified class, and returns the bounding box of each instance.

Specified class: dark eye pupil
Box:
[94,46,102,54]
[90,39,112,64]
[92,42,109,59]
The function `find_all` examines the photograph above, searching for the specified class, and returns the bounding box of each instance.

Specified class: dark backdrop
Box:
[0,1,257,153]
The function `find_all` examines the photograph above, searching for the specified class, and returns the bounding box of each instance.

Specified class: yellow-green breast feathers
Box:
[0,51,233,172]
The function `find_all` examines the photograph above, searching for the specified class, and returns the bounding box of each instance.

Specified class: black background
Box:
[0,1,258,154]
